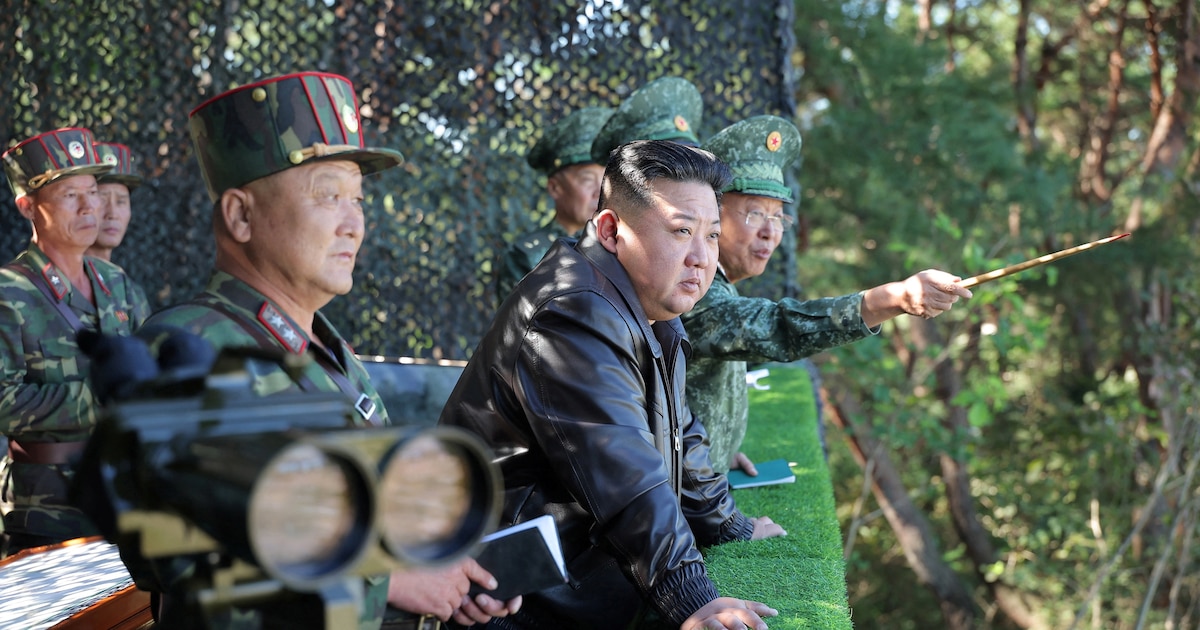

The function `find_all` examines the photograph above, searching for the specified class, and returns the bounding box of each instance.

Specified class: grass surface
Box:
[701,365,853,629]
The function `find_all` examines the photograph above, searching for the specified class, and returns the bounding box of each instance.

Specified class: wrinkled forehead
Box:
[38,173,99,196]
[255,158,364,190]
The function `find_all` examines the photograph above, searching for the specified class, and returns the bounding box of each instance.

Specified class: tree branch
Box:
[822,384,978,629]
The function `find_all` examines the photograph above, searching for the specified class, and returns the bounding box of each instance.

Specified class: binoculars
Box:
[73,346,501,628]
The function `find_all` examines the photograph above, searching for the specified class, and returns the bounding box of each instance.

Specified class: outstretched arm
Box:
[860,269,973,327]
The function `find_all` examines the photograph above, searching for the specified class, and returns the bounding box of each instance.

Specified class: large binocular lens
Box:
[248,442,374,583]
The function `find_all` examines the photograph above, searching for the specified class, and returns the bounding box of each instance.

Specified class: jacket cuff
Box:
[650,561,722,626]
[717,511,756,544]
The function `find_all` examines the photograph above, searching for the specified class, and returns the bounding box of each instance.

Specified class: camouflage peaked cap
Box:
[702,115,801,203]
[2,127,113,198]
[189,71,404,202]
[526,107,614,175]
[94,142,143,189]
[590,77,703,164]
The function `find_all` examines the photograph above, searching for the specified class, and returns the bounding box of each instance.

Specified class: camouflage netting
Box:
[0,0,799,360]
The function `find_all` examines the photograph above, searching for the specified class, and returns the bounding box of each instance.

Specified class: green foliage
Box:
[795,0,1200,627]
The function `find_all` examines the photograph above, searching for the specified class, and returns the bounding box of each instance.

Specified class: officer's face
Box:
[600,178,720,323]
[20,174,101,253]
[717,193,784,284]
[94,182,132,250]
[244,161,365,310]
[548,163,604,232]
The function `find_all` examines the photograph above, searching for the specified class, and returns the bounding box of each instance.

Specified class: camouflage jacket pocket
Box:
[27,337,89,384]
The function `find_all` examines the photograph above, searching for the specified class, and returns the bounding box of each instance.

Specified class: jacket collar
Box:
[21,243,111,301]
[203,270,346,357]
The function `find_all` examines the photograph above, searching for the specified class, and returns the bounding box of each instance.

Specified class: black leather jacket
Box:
[440,225,754,629]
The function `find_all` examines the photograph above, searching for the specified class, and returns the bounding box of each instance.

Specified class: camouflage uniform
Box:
[138,71,405,630]
[94,141,151,305]
[0,245,149,545]
[682,272,874,472]
[495,107,612,305]
[144,271,388,423]
[589,76,703,163]
[495,220,572,304]
[683,116,877,473]
[141,270,390,628]
[0,126,148,551]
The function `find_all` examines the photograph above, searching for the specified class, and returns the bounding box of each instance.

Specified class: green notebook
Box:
[726,458,796,489]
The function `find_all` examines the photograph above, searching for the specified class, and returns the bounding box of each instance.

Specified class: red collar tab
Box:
[257,302,308,354]
[40,263,69,300]
[87,259,112,296]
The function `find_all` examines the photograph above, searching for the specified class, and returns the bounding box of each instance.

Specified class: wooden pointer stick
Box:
[959,233,1130,289]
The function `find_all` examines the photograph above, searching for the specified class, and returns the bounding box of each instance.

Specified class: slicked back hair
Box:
[597,140,733,219]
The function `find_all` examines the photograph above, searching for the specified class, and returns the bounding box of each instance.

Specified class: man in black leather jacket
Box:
[440,140,786,630]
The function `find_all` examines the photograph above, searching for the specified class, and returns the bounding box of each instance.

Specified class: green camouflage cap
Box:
[702,115,801,203]
[94,141,144,189]
[526,107,614,175]
[2,127,113,198]
[189,71,403,202]
[590,76,703,164]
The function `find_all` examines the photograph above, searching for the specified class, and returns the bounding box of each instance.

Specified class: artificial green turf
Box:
[701,365,853,629]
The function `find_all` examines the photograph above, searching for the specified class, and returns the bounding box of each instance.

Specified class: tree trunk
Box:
[911,320,1049,629]
[822,385,977,629]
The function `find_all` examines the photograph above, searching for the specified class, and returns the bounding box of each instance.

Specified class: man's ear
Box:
[14,194,34,221]
[545,172,563,202]
[595,208,620,254]
[219,188,253,244]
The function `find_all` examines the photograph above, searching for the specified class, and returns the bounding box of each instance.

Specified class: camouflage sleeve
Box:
[126,277,152,328]
[494,241,531,308]
[685,290,879,363]
[0,290,98,437]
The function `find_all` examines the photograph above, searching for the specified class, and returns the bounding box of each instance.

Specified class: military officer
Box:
[494,107,612,305]
[0,127,150,556]
[86,141,151,315]
[683,116,973,474]
[140,71,518,630]
[86,141,143,263]
[588,75,704,165]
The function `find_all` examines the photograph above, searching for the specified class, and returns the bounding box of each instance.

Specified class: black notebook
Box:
[468,514,568,600]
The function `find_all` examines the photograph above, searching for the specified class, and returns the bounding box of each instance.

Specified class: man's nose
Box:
[340,202,365,238]
[688,236,713,268]
[82,191,101,214]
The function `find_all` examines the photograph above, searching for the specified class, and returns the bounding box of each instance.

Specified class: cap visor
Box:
[32,164,115,192]
[98,174,144,188]
[310,147,404,176]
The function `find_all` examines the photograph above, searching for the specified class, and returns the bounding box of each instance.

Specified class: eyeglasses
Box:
[744,209,794,232]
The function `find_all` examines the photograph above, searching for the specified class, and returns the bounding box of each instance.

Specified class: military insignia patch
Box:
[102,153,118,165]
[354,393,377,422]
[674,115,689,132]
[115,310,128,323]
[766,131,782,152]
[86,260,111,296]
[258,302,307,353]
[342,103,359,134]
[68,141,86,160]
[41,263,68,300]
